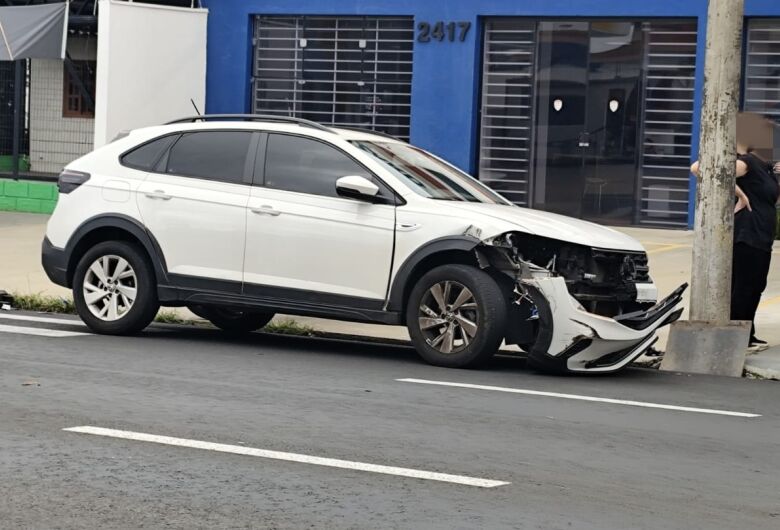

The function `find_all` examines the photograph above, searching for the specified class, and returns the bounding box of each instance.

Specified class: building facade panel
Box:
[203,0,780,228]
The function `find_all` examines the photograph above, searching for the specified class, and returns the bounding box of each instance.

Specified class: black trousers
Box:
[731,242,772,340]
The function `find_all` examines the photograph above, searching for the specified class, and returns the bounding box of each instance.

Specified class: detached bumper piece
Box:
[526,278,687,374]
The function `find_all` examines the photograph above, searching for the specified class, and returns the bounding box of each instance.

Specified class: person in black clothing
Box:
[692,145,780,352]
[732,148,779,351]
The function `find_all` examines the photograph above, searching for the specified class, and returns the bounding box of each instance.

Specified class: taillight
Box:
[57,170,91,194]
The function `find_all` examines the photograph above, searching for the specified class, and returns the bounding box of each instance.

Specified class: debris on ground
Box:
[0,290,13,310]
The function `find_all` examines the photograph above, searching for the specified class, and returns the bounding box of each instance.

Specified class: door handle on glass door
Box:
[251,205,281,216]
[144,190,172,200]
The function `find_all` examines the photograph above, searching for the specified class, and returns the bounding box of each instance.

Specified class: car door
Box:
[136,130,256,285]
[244,132,396,302]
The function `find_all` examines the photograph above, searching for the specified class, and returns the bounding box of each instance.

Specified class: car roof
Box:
[130,115,404,145]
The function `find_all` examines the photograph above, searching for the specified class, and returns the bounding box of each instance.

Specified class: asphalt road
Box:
[1,312,779,529]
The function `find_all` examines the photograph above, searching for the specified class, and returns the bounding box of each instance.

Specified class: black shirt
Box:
[735,153,779,252]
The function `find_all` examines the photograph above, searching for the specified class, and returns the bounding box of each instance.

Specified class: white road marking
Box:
[0,313,86,326]
[63,426,510,488]
[0,323,88,338]
[397,378,761,418]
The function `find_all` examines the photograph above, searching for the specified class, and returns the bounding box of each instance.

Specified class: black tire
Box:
[73,240,159,335]
[406,264,508,368]
[188,305,274,334]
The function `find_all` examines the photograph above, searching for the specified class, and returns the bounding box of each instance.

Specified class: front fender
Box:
[386,235,481,312]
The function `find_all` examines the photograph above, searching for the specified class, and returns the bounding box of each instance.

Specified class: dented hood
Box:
[450,203,646,252]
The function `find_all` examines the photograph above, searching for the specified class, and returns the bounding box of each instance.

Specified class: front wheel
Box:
[72,241,159,335]
[188,305,274,334]
[406,264,508,368]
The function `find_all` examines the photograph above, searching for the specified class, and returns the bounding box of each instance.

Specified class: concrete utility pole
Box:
[689,0,744,323]
[662,0,750,377]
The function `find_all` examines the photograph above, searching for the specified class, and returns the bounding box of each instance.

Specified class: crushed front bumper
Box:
[523,278,687,373]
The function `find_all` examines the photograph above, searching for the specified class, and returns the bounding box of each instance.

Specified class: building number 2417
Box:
[417,21,471,43]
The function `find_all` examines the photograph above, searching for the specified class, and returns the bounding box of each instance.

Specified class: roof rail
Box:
[331,126,403,141]
[164,114,333,133]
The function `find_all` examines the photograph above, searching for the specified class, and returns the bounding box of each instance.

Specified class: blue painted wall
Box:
[201,0,780,227]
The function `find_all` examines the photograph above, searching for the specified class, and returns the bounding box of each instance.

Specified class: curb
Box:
[744,363,780,381]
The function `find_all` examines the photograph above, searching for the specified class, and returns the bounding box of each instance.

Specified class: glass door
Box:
[533,21,643,223]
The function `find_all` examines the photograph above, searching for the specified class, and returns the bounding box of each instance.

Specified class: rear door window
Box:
[164,131,253,184]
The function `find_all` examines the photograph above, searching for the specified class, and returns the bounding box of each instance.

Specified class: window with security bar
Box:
[252,16,413,140]
[63,60,96,118]
[478,19,536,207]
[637,20,698,227]
[743,18,780,161]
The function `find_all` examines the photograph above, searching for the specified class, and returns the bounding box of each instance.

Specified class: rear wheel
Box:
[73,241,159,335]
[406,264,508,368]
[188,305,274,334]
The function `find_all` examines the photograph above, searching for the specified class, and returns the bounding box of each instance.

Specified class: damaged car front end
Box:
[475,231,687,373]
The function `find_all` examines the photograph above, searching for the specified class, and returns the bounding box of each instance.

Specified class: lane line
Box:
[0,313,86,326]
[758,295,780,308]
[397,378,761,418]
[63,426,510,488]
[0,323,88,338]
[646,243,689,255]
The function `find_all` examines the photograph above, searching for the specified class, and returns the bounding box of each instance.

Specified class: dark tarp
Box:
[0,3,67,60]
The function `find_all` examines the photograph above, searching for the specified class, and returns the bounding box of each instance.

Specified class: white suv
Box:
[42,115,686,373]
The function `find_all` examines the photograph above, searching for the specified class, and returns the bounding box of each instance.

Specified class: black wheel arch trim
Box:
[62,214,169,287]
[386,235,482,313]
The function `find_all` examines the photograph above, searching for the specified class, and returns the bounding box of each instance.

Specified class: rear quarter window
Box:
[120,135,178,171]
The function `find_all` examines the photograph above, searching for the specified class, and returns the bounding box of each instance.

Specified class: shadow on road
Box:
[139,323,663,382]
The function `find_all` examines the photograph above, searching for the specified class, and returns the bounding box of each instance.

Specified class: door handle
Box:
[144,190,172,200]
[251,205,281,216]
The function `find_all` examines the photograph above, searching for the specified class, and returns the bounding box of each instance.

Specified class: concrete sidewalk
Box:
[2,211,779,377]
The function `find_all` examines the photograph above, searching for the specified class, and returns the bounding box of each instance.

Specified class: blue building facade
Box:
[201,0,780,228]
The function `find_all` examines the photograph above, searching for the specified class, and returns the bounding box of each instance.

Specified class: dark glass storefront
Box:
[479,19,697,227]
[533,21,643,224]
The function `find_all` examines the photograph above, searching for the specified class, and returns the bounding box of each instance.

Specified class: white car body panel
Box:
[430,202,646,252]
[46,172,146,249]
[244,187,395,299]
[136,173,249,282]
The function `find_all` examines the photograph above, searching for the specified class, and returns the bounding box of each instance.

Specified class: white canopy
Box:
[0,3,68,61]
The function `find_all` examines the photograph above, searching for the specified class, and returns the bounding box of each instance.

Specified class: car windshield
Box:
[351,141,510,204]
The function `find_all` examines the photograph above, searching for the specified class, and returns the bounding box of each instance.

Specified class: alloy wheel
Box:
[418,280,479,354]
[82,255,138,321]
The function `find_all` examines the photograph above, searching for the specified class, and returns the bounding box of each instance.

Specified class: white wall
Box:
[29,35,98,174]
[94,0,208,148]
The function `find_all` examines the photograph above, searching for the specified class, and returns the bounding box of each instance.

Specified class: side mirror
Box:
[335,175,380,202]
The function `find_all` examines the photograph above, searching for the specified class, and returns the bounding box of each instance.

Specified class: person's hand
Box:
[773,162,780,175]
[735,193,752,213]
